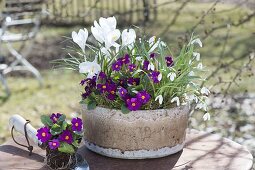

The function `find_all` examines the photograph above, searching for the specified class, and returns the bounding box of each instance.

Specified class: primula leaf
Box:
[79,100,86,104]
[62,121,68,130]
[41,115,53,127]
[87,100,96,110]
[121,104,130,114]
[58,142,75,154]
[50,124,62,135]
[57,115,66,123]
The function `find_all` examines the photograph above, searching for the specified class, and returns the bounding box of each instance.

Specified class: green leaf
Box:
[50,124,62,135]
[58,142,75,154]
[121,104,130,114]
[41,115,53,127]
[61,121,68,130]
[79,100,86,104]
[72,140,79,148]
[87,100,96,110]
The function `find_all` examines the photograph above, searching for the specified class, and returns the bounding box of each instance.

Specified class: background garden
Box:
[0,0,254,165]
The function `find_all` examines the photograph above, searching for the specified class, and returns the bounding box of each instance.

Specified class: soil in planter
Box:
[46,148,78,170]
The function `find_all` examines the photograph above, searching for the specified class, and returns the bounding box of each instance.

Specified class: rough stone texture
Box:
[82,105,189,153]
[0,130,253,170]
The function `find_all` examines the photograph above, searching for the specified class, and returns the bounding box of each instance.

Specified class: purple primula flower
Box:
[143,60,149,71]
[71,117,83,131]
[118,54,130,65]
[127,98,142,111]
[149,71,161,83]
[128,77,140,86]
[118,87,128,98]
[136,90,151,104]
[97,83,108,93]
[112,60,122,71]
[165,56,174,67]
[80,78,96,88]
[128,64,136,72]
[107,93,116,100]
[150,53,157,58]
[81,86,92,99]
[36,127,51,143]
[107,83,117,100]
[59,130,73,144]
[118,78,127,87]
[99,71,106,79]
[48,139,60,150]
[50,113,62,123]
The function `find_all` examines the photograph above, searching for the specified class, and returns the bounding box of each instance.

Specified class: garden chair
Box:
[0,0,44,95]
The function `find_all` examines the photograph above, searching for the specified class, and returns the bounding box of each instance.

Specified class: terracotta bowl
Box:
[81,105,189,159]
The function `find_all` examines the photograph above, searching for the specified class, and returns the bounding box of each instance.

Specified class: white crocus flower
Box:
[203,112,211,121]
[158,73,162,81]
[197,63,203,69]
[105,29,121,49]
[100,47,111,57]
[193,52,200,61]
[167,72,176,81]
[201,87,210,95]
[155,95,163,105]
[79,61,101,78]
[171,97,180,106]
[190,38,203,47]
[72,28,88,52]
[122,29,136,48]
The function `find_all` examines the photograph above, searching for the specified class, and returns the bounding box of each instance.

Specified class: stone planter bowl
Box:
[81,105,189,159]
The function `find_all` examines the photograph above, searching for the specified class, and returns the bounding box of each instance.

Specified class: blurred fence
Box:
[43,0,158,26]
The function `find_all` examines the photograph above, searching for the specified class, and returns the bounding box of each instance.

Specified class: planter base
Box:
[84,140,185,159]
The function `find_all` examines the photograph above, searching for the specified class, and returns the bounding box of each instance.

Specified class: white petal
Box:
[122,29,136,47]
[72,28,88,52]
[201,87,210,95]
[197,63,203,69]
[167,72,176,81]
[203,112,210,121]
[193,52,200,61]
[189,71,195,76]
[155,95,163,105]
[171,97,180,106]
[191,38,203,47]
[158,73,162,81]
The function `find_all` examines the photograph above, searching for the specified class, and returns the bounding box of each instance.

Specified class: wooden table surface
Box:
[0,130,253,170]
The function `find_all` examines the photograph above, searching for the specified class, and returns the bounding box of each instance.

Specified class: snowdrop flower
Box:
[167,72,176,81]
[197,63,203,69]
[79,61,101,78]
[155,95,163,105]
[201,87,210,95]
[135,56,143,61]
[193,52,200,61]
[91,16,121,49]
[203,112,210,121]
[171,97,180,106]
[122,29,136,48]
[189,71,195,76]
[189,94,198,103]
[190,38,203,47]
[158,73,162,81]
[72,28,88,52]
[195,102,207,111]
[148,63,155,71]
[148,36,160,53]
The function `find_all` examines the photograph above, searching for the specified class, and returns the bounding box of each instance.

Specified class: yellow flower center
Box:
[42,132,46,137]
[133,82,136,85]
[102,85,106,89]
[132,103,136,106]
[142,96,145,100]
[75,123,79,127]
[111,91,115,94]
[65,136,69,140]
[53,117,57,121]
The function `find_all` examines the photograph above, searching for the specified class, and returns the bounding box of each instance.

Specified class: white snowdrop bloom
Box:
[197,63,203,69]
[189,94,198,103]
[79,61,101,78]
[189,71,195,76]
[158,73,162,81]
[72,28,88,52]
[160,41,167,47]
[122,29,136,48]
[155,95,163,105]
[148,63,155,71]
[201,87,210,95]
[132,90,138,94]
[193,52,200,61]
[195,102,207,111]
[135,56,143,61]
[190,38,203,47]
[167,72,176,81]
[148,36,160,53]
[171,96,180,106]
[189,60,192,65]
[203,112,211,121]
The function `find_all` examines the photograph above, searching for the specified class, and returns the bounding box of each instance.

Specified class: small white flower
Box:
[189,71,195,76]
[155,95,163,105]
[193,52,200,61]
[197,63,203,69]
[171,96,180,106]
[122,29,136,48]
[158,73,162,81]
[201,87,210,95]
[105,29,121,49]
[148,36,160,53]
[195,102,207,111]
[167,72,176,81]
[189,94,198,103]
[190,38,203,47]
[203,112,210,121]
[148,63,155,71]
[135,56,143,61]
[72,28,88,52]
[79,61,101,78]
